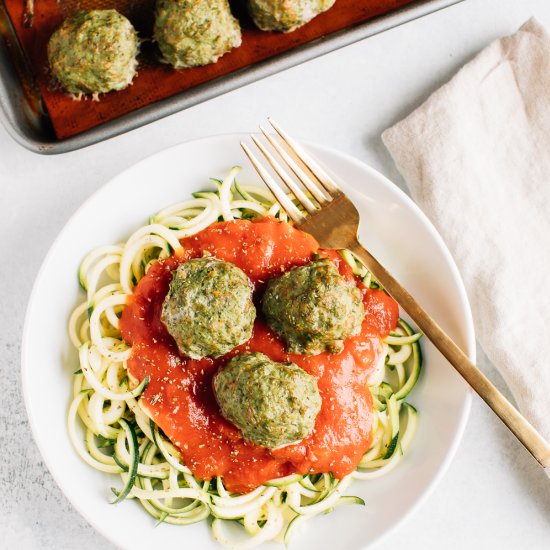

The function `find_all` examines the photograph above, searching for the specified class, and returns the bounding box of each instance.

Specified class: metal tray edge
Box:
[0,0,464,155]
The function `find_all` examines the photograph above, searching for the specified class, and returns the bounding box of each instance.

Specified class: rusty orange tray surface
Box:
[3,0,416,139]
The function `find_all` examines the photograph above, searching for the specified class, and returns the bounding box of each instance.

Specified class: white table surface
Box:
[2,0,550,548]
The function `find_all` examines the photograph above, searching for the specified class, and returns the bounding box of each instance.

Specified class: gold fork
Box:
[241,118,550,471]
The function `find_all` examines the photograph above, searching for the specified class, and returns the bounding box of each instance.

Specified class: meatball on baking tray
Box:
[0,0,461,152]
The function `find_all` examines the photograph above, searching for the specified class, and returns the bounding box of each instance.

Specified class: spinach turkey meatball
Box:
[247,0,335,33]
[214,352,321,448]
[161,257,255,359]
[154,0,241,68]
[47,10,139,96]
[263,258,364,355]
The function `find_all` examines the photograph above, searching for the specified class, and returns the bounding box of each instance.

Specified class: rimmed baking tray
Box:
[0,0,463,154]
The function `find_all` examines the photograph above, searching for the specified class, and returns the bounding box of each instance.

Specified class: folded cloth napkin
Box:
[382,18,550,444]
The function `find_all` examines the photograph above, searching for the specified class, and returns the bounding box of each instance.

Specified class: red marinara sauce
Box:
[120,218,399,493]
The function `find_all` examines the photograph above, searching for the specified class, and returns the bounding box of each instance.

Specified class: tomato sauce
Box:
[120,218,399,493]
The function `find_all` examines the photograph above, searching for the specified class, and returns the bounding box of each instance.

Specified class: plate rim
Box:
[21,132,475,549]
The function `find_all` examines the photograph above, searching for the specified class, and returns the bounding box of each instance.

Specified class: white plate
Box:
[22,134,475,550]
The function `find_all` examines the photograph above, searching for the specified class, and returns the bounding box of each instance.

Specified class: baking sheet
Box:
[0,0,464,154]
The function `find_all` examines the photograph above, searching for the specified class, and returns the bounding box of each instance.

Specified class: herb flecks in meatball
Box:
[161,257,255,359]
[247,0,335,33]
[214,352,321,448]
[47,10,139,96]
[263,258,364,355]
[154,0,241,69]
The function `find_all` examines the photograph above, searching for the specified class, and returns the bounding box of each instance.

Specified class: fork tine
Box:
[268,117,342,197]
[240,142,306,224]
[259,126,331,206]
[251,134,317,215]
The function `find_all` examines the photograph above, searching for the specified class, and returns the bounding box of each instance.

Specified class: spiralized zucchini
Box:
[67,167,422,548]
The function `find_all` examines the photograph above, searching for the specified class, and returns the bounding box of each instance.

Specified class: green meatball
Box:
[47,10,139,95]
[214,352,321,448]
[263,258,364,355]
[161,257,255,359]
[154,0,242,68]
[247,0,335,32]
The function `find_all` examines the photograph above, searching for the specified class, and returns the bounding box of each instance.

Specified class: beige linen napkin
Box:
[382,18,550,444]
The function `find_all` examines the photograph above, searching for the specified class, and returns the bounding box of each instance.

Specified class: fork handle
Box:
[349,240,550,468]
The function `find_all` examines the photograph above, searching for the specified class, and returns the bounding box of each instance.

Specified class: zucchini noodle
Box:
[67,167,422,548]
